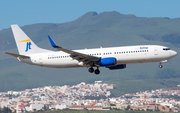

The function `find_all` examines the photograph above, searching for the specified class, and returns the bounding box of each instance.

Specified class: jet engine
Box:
[99,57,117,66]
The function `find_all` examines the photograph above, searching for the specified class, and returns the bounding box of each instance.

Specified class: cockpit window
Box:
[163,48,170,51]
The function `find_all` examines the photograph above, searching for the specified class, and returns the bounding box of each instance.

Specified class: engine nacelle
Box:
[99,57,117,66]
[108,64,126,70]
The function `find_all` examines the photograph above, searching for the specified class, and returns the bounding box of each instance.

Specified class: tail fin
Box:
[11,24,51,55]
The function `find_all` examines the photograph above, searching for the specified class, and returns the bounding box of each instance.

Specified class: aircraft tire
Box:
[159,65,163,68]
[88,67,94,73]
[94,69,100,75]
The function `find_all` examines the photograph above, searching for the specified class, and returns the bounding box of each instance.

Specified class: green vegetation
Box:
[0,107,12,113]
[33,109,165,113]
[0,11,180,96]
[109,78,180,96]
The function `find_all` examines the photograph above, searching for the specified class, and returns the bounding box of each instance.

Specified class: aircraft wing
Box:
[4,52,30,58]
[48,36,100,64]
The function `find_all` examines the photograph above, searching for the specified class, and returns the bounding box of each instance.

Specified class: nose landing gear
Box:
[159,64,163,68]
[159,60,168,68]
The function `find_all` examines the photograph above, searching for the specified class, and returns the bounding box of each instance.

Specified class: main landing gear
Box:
[88,67,100,75]
[88,67,94,73]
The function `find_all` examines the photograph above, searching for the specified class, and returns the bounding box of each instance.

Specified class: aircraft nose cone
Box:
[171,50,177,57]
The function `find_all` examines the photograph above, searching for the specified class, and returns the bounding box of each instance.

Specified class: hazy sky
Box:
[0,0,180,30]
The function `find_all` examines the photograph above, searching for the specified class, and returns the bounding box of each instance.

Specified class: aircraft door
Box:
[154,47,158,55]
[39,55,43,64]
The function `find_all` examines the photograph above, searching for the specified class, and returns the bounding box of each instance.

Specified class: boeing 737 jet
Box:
[5,25,177,74]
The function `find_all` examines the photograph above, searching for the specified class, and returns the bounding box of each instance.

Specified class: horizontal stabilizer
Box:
[4,52,30,58]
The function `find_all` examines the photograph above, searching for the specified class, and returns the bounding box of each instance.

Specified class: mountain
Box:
[0,11,180,96]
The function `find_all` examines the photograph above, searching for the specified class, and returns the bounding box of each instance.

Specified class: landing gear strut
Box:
[159,60,168,68]
[159,63,163,68]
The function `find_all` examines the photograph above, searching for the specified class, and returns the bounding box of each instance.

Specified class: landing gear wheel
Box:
[94,69,100,75]
[159,65,163,68]
[88,67,94,73]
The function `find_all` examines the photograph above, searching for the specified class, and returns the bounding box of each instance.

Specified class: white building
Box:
[1,101,8,108]
[55,103,67,110]
[25,103,44,112]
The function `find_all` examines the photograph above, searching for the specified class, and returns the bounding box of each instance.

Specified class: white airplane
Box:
[5,25,177,74]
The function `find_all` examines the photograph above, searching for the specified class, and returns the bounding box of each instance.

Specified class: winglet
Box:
[48,36,60,48]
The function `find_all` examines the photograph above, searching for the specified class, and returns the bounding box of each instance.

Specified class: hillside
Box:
[0,11,180,96]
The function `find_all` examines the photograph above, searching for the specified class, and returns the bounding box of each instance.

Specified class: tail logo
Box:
[19,39,32,52]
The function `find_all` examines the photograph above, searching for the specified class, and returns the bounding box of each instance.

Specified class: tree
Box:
[2,107,12,113]
[33,109,36,112]
[41,94,45,96]
[125,105,130,110]
[43,105,47,111]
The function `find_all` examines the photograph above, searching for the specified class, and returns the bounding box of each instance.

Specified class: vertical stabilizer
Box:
[11,24,51,55]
